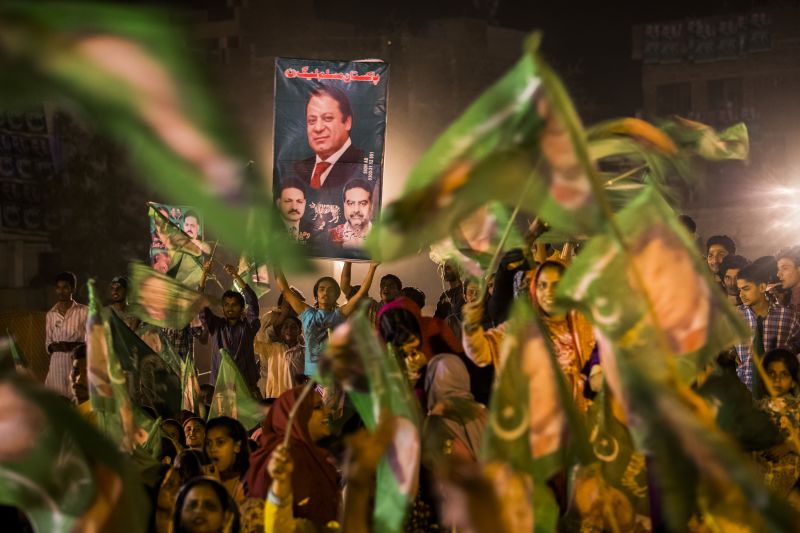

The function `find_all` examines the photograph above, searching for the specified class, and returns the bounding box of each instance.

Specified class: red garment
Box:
[376,296,462,360]
[310,161,331,189]
[243,387,339,525]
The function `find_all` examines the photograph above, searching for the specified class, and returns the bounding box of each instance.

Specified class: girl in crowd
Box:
[156,448,206,533]
[756,348,800,496]
[171,477,240,533]
[183,417,206,451]
[161,418,186,450]
[462,260,595,411]
[204,416,250,503]
[244,386,339,527]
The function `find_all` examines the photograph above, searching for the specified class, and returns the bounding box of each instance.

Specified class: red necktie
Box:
[310,162,331,190]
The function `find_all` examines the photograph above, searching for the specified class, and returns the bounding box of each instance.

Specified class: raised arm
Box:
[224,264,260,326]
[340,263,378,317]
[340,262,353,299]
[274,268,310,315]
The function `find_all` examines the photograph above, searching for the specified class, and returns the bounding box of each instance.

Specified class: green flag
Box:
[556,187,749,386]
[482,300,591,532]
[181,353,206,419]
[207,348,262,431]
[336,312,422,533]
[5,329,29,369]
[128,262,207,330]
[367,34,547,262]
[0,2,310,272]
[626,362,798,531]
[562,386,649,531]
[88,281,159,451]
[0,358,150,532]
[108,312,182,418]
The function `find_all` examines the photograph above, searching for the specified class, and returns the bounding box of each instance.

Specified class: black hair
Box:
[281,315,302,331]
[161,418,186,447]
[174,448,205,481]
[182,210,199,223]
[380,274,402,290]
[776,247,800,267]
[535,260,566,283]
[313,276,341,303]
[308,84,353,122]
[343,178,373,202]
[221,290,245,308]
[379,307,422,349]
[172,477,240,533]
[706,235,736,256]
[678,214,696,234]
[183,416,206,429]
[763,348,799,385]
[401,287,426,309]
[205,416,250,474]
[277,177,307,197]
[737,262,770,285]
[719,254,750,275]
[346,284,360,300]
[752,256,779,285]
[54,271,77,289]
[160,437,178,464]
[71,343,87,361]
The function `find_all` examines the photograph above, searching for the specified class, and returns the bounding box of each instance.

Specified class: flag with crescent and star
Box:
[555,187,749,389]
[481,300,592,533]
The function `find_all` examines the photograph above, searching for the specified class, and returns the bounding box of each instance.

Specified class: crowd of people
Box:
[18,214,800,532]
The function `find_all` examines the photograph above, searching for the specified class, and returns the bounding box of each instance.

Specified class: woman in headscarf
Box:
[462,260,595,411]
[423,353,488,463]
[243,386,339,527]
[377,296,494,407]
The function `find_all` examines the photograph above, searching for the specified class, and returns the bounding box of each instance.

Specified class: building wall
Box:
[633,6,800,258]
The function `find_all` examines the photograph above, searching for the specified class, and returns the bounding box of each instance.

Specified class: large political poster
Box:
[273,58,389,260]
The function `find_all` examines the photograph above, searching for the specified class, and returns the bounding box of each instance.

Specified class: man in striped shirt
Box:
[45,271,88,398]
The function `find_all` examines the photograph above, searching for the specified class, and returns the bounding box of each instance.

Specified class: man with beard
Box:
[181,209,211,254]
[106,276,140,331]
[706,235,736,283]
[199,263,261,396]
[45,271,88,398]
[719,255,750,306]
[275,178,313,242]
[326,179,374,248]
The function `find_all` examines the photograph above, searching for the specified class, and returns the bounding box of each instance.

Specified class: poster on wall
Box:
[273,58,389,260]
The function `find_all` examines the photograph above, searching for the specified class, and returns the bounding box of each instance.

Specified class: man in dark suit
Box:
[296,85,367,233]
[275,178,314,243]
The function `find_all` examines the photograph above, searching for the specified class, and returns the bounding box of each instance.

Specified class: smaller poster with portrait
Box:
[148,202,208,274]
[273,58,389,260]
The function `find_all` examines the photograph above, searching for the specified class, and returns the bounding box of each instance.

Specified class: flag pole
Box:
[283,380,315,448]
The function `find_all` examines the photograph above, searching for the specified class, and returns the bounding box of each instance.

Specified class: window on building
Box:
[707,77,743,111]
[655,82,692,116]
